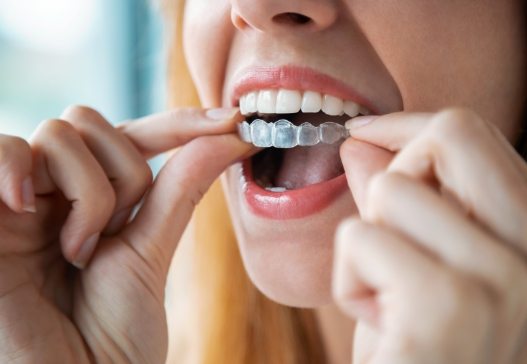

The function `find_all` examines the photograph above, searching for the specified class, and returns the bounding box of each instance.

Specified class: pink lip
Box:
[241,159,349,220]
[230,65,378,113]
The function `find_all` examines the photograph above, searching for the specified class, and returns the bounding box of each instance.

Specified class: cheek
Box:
[183,0,234,106]
[349,0,526,137]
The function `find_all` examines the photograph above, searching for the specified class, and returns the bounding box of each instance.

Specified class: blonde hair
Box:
[160,1,326,363]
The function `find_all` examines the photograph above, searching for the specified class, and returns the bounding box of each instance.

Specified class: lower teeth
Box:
[265,186,287,192]
[238,119,349,148]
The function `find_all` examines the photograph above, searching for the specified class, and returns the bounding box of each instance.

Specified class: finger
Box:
[334,218,493,364]
[340,139,393,216]
[333,218,440,327]
[61,106,152,234]
[118,107,243,158]
[387,109,527,252]
[365,172,527,304]
[347,109,527,177]
[345,112,432,151]
[0,134,36,213]
[120,134,255,277]
[30,119,116,267]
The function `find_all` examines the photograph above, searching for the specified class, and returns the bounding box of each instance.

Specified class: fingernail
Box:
[205,107,239,121]
[73,233,99,269]
[105,209,130,235]
[345,116,378,131]
[21,177,37,213]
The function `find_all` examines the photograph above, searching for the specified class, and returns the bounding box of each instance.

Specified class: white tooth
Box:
[266,186,287,192]
[239,94,248,115]
[343,100,360,117]
[245,91,258,113]
[301,91,322,113]
[257,89,278,114]
[359,105,371,115]
[276,89,302,114]
[322,95,344,116]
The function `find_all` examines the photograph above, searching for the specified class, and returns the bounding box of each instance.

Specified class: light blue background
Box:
[0,0,166,138]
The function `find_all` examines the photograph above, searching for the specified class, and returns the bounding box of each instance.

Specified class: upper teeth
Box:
[239,88,368,117]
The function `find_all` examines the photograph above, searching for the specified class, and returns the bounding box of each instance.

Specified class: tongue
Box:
[273,112,347,189]
[274,143,344,189]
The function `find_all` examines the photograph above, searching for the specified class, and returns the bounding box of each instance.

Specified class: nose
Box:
[231,0,338,33]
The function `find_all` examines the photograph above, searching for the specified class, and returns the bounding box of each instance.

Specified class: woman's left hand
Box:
[334,108,527,364]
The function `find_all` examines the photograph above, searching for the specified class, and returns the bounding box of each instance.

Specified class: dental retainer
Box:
[238,119,350,148]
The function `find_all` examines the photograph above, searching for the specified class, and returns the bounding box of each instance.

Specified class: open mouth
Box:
[238,88,369,191]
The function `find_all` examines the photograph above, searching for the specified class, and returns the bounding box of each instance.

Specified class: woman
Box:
[0,0,525,363]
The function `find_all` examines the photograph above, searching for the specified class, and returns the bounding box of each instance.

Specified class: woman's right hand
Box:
[0,105,253,364]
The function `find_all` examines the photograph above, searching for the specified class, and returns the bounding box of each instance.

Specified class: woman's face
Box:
[183,0,527,307]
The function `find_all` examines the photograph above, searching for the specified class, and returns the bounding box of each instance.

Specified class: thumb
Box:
[340,139,393,216]
[120,133,255,276]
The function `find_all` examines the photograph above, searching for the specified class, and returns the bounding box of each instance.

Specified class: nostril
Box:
[272,12,312,26]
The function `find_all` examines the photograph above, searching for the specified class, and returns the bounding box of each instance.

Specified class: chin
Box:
[221,159,357,308]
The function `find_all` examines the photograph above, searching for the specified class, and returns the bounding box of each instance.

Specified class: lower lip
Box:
[241,158,349,220]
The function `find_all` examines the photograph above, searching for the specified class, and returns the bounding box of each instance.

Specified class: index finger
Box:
[118,107,243,158]
[345,112,433,151]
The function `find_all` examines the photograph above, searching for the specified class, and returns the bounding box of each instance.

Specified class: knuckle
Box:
[176,173,208,209]
[335,218,363,251]
[62,105,103,125]
[499,257,527,321]
[188,185,206,208]
[133,163,154,191]
[119,164,153,206]
[434,272,493,324]
[430,107,486,142]
[38,118,76,140]
[0,136,30,163]
[88,181,117,219]
[366,172,400,217]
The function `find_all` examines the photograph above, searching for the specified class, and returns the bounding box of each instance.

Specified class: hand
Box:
[0,105,254,364]
[334,108,527,364]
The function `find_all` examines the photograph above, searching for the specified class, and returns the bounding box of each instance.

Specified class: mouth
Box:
[237,88,370,191]
[229,65,378,219]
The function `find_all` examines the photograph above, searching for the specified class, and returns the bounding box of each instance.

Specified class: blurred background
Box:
[0,0,166,138]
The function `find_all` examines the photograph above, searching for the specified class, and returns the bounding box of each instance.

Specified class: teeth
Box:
[343,100,360,117]
[265,186,287,192]
[301,91,322,113]
[238,119,349,148]
[257,90,277,114]
[276,89,302,114]
[359,105,371,115]
[321,95,344,116]
[240,88,366,117]
[245,91,258,113]
[239,94,247,115]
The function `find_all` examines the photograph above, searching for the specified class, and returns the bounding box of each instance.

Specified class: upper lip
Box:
[229,65,379,114]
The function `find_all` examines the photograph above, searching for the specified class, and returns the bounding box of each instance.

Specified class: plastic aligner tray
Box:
[238,119,350,148]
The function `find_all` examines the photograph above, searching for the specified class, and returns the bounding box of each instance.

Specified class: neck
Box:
[315,303,355,364]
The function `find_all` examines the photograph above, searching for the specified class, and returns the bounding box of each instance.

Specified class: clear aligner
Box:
[238,119,350,148]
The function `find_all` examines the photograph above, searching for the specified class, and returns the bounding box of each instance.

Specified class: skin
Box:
[184,0,527,307]
[0,1,525,364]
[183,0,527,362]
